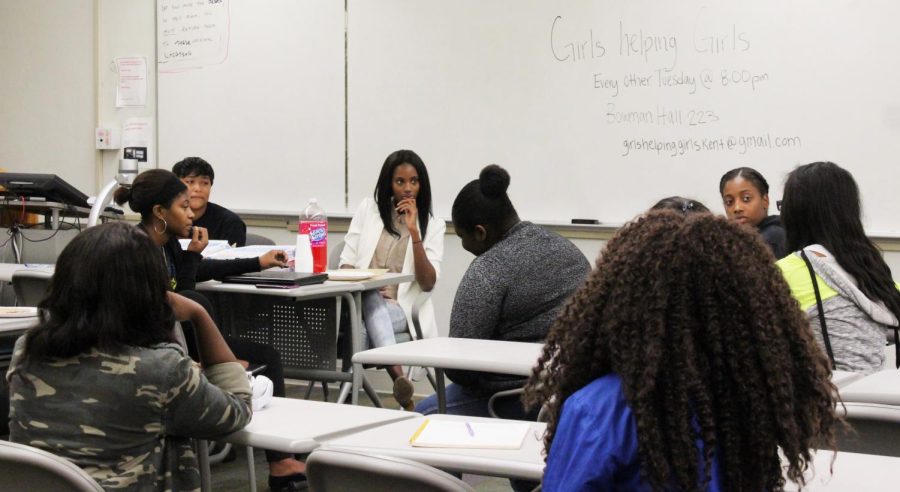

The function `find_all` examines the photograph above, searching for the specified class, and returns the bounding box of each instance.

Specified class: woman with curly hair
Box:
[525,211,838,491]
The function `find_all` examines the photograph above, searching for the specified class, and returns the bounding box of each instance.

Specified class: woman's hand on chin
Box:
[186,226,209,254]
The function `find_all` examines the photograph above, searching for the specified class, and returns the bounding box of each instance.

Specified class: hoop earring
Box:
[154,218,167,234]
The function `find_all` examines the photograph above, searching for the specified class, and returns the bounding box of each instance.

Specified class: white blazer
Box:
[339,197,445,339]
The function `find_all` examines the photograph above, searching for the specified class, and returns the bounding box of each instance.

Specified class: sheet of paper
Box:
[205,245,294,260]
[115,56,147,107]
[158,0,230,72]
[409,419,531,449]
[178,239,232,258]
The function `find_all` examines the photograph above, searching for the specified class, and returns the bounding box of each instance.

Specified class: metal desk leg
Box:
[436,368,447,414]
[345,292,363,406]
[197,440,211,492]
[245,446,256,492]
[343,291,384,407]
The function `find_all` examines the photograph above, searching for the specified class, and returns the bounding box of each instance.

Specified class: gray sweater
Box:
[446,221,591,393]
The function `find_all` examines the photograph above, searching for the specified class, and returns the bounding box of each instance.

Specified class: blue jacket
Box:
[543,374,722,491]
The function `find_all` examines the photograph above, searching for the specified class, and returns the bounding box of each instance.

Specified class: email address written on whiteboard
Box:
[549,15,802,157]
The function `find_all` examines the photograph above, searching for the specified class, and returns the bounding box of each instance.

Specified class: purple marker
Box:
[465,422,475,437]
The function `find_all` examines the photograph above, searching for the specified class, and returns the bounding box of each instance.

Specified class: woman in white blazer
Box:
[339,149,445,409]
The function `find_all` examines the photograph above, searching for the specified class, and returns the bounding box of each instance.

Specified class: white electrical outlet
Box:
[95,127,121,149]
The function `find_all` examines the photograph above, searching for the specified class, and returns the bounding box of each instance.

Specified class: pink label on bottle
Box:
[299,221,327,245]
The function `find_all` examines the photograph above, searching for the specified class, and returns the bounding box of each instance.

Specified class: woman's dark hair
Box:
[524,212,837,492]
[650,196,710,215]
[782,161,900,323]
[172,156,215,183]
[719,166,770,196]
[451,164,518,233]
[21,222,176,362]
[113,169,187,221]
[374,150,433,238]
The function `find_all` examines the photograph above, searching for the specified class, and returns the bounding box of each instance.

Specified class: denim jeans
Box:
[361,290,408,349]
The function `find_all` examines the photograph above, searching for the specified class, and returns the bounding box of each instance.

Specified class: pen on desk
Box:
[465,421,475,437]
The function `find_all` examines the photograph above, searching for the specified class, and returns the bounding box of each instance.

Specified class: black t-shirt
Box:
[758,214,787,260]
[161,234,259,292]
[193,202,247,247]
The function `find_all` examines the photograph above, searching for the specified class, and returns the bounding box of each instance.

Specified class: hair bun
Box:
[479,164,510,198]
[113,186,133,206]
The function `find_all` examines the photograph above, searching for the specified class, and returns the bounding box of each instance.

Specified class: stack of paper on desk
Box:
[409,419,531,449]
[178,239,233,257]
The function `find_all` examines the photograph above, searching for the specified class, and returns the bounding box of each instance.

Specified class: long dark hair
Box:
[374,150,433,238]
[525,212,837,491]
[22,222,176,361]
[114,169,187,221]
[782,161,900,323]
[451,164,518,234]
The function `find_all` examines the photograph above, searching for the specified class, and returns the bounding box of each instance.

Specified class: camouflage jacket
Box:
[6,336,252,491]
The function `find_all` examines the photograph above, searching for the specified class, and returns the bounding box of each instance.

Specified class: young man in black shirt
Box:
[172,157,247,246]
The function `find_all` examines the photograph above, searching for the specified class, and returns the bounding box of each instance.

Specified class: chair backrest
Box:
[12,270,53,307]
[0,440,103,492]
[306,448,475,492]
[328,239,345,270]
[245,233,276,246]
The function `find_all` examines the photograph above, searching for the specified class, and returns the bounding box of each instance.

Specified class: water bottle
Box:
[298,198,328,273]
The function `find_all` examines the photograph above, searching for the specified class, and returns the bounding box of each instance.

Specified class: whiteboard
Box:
[157,0,345,214]
[347,0,900,234]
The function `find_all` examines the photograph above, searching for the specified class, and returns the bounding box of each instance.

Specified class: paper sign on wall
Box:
[115,57,147,108]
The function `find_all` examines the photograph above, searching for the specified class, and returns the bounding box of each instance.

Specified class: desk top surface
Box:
[195,272,414,298]
[784,450,900,490]
[838,369,900,406]
[0,316,39,335]
[321,414,547,481]
[353,338,544,377]
[0,263,54,282]
[831,370,865,388]
[222,397,419,453]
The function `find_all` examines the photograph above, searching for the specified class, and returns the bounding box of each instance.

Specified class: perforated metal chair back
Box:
[307,448,475,492]
[12,269,53,307]
[0,440,103,492]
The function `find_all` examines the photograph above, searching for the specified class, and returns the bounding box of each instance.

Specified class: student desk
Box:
[0,316,39,336]
[0,263,54,281]
[196,273,414,404]
[321,414,547,481]
[833,370,900,456]
[838,369,900,406]
[223,397,419,452]
[831,370,865,388]
[351,338,544,411]
[784,451,900,490]
[208,397,419,492]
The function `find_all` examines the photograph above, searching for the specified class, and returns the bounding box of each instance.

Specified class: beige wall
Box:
[0,0,96,193]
